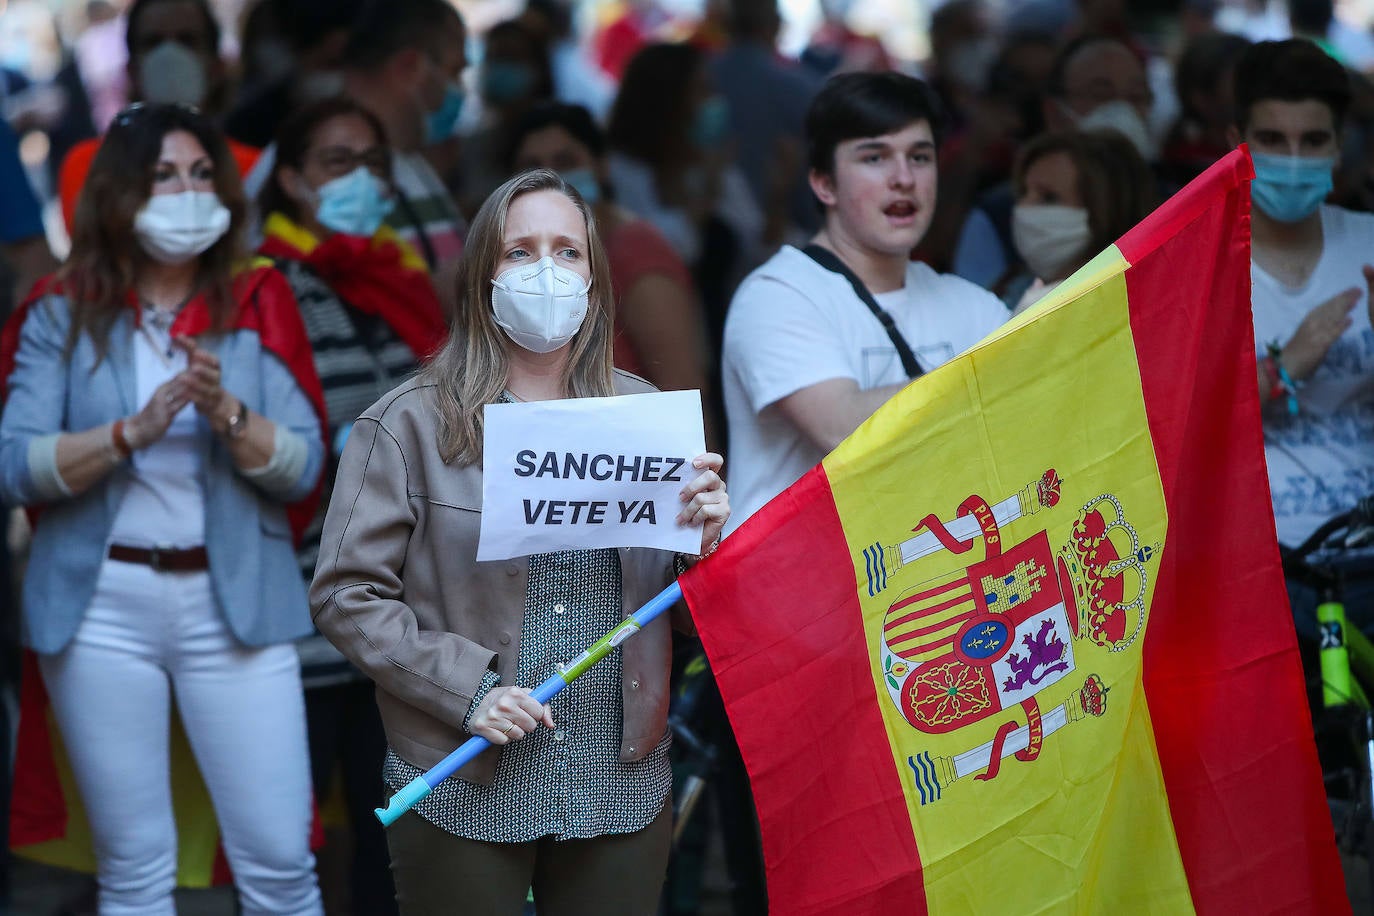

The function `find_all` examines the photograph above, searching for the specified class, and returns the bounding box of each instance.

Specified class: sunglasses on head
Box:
[111,101,203,130]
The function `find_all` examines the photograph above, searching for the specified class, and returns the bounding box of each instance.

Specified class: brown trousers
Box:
[386,799,672,916]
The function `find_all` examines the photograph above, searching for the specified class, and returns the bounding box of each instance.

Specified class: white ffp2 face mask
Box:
[491,256,590,354]
[1074,99,1155,161]
[1012,203,1092,282]
[134,191,231,265]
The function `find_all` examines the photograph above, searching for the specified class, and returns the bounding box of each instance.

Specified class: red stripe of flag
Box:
[1120,147,1346,914]
[681,470,927,915]
[887,578,965,613]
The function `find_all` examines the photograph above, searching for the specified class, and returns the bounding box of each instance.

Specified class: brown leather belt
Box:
[107,544,209,572]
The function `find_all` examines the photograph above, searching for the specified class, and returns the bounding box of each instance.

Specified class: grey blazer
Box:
[0,292,325,653]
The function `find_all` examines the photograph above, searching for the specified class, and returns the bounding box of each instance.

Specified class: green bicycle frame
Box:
[1320,600,1354,707]
[1319,599,1372,708]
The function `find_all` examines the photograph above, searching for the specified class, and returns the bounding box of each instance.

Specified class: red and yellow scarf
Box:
[258,212,449,361]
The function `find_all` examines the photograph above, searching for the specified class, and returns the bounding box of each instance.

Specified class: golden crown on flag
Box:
[1056,494,1157,653]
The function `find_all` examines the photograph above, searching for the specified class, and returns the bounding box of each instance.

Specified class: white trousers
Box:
[38,558,323,916]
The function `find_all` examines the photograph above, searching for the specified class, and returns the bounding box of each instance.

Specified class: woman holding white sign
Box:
[310,168,729,915]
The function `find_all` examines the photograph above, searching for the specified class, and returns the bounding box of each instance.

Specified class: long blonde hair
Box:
[424,169,616,465]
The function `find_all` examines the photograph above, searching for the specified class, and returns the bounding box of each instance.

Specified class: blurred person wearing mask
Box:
[924,0,999,135]
[1042,34,1156,165]
[243,0,469,303]
[225,0,367,149]
[1228,39,1374,566]
[0,102,324,916]
[606,43,767,341]
[452,19,557,219]
[58,0,259,232]
[1160,31,1251,191]
[507,102,717,446]
[1007,128,1155,313]
[257,96,447,916]
[722,71,1007,529]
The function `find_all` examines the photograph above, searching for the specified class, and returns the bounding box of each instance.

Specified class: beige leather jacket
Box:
[310,372,683,785]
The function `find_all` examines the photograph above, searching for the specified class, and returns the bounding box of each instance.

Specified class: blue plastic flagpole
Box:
[374,580,685,826]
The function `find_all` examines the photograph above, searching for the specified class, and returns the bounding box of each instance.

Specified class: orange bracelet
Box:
[111,419,132,459]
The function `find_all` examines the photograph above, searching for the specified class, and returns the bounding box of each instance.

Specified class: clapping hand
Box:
[1283,286,1360,381]
[122,376,190,450]
[172,335,229,415]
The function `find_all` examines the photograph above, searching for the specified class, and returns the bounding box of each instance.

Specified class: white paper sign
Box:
[477,390,707,561]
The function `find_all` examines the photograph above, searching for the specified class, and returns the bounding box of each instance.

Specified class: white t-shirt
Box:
[1252,204,1374,546]
[107,314,206,549]
[722,245,1009,530]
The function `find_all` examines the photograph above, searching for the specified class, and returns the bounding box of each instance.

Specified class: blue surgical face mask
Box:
[562,168,602,205]
[1250,151,1335,223]
[690,96,730,149]
[425,81,466,144]
[481,61,535,104]
[313,166,395,237]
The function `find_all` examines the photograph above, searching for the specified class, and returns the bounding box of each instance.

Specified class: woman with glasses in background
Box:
[0,102,325,916]
[257,96,449,916]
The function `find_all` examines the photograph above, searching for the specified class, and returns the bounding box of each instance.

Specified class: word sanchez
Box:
[513,450,688,483]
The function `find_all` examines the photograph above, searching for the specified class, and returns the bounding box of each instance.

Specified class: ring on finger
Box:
[500,721,515,735]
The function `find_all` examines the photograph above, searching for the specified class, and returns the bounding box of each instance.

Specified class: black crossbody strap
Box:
[800,245,924,380]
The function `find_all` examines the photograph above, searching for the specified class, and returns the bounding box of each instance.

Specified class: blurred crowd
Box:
[2,0,1374,913]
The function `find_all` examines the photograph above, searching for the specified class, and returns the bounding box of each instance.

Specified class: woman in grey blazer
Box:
[0,104,325,915]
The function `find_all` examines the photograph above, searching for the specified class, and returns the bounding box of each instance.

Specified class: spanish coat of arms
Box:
[859,470,1157,805]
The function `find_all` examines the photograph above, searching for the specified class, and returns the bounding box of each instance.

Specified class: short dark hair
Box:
[125,0,220,59]
[342,0,464,73]
[505,102,605,170]
[259,97,391,224]
[1232,39,1351,131]
[805,71,944,176]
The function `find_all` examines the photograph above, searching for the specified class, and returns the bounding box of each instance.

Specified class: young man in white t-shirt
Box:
[1227,39,1374,549]
[721,71,1007,530]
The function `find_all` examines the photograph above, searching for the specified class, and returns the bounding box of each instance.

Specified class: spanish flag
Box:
[678,149,1346,913]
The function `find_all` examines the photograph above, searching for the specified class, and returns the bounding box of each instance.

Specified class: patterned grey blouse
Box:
[382,548,673,842]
